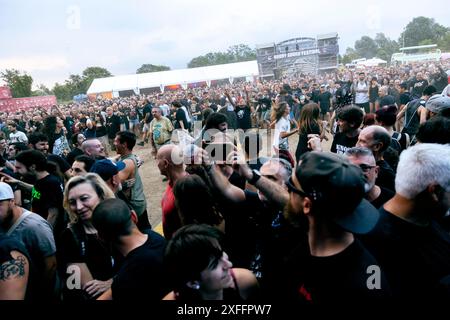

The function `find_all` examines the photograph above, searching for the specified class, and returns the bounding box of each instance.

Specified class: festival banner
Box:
[0,95,57,113]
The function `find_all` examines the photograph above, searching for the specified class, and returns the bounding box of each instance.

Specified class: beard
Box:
[283,200,309,232]
[364,180,376,193]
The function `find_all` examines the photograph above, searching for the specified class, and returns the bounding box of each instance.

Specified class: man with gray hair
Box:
[362,143,450,300]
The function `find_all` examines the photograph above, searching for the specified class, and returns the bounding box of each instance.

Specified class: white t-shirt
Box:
[354,81,370,104]
[273,116,290,151]
[9,131,28,144]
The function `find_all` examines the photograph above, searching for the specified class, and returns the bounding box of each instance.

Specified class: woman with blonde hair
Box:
[294,103,325,161]
[60,173,116,300]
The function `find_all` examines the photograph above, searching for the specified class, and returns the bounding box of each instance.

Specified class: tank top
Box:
[120,154,147,216]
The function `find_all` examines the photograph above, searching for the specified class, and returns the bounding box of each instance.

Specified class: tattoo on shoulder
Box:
[0,255,26,281]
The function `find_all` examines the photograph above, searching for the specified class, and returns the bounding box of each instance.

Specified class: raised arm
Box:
[206,165,246,203]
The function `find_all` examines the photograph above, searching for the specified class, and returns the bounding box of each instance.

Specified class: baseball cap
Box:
[0,182,14,201]
[295,152,379,234]
[426,94,450,114]
[90,159,126,181]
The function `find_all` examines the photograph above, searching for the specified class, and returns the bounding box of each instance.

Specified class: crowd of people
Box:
[0,60,449,304]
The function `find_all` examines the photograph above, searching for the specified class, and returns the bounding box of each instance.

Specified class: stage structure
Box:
[256,33,339,79]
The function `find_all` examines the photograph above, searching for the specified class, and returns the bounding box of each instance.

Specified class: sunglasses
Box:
[286,177,308,197]
[359,164,376,172]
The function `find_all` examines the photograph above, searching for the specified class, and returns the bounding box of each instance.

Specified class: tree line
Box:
[341,16,450,64]
[1,16,448,101]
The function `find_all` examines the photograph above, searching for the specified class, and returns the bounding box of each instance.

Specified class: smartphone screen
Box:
[206,143,235,163]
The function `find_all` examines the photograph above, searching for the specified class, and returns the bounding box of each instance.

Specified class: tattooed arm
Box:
[0,250,29,300]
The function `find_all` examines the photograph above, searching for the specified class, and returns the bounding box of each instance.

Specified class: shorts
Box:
[320,106,330,115]
[142,123,151,132]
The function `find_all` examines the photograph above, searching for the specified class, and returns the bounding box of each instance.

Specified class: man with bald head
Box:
[357,125,395,191]
[156,144,187,239]
[81,138,106,159]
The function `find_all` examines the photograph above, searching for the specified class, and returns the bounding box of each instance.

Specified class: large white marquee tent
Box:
[87,60,259,97]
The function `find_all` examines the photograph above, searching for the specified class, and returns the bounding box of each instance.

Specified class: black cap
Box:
[296,152,379,234]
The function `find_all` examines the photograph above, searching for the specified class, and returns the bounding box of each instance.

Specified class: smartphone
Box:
[205,142,235,163]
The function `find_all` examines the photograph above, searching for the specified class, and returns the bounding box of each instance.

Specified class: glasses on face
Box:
[286,177,308,197]
[359,164,376,172]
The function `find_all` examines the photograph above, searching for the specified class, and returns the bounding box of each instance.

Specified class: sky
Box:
[0,0,448,89]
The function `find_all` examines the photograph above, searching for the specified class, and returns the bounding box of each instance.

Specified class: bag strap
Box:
[69,223,87,258]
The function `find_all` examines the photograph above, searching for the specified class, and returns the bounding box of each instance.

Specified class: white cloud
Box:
[1,0,448,87]
[0,56,70,72]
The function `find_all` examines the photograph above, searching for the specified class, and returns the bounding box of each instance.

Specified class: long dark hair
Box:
[173,175,223,227]
[270,101,289,123]
[298,103,320,134]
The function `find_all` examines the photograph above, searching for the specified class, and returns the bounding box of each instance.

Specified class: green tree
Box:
[81,66,112,92]
[342,47,360,64]
[437,32,450,51]
[136,64,171,74]
[399,17,449,47]
[32,84,52,96]
[374,33,399,61]
[226,44,256,62]
[187,44,256,68]
[354,36,378,59]
[52,82,72,101]
[0,69,33,98]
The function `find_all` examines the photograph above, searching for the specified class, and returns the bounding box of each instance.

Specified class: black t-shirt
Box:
[318,92,332,111]
[274,239,391,303]
[106,114,121,139]
[60,225,114,281]
[175,108,188,129]
[60,224,114,300]
[369,84,379,102]
[235,105,252,130]
[111,230,168,301]
[361,208,450,299]
[411,79,429,98]
[296,122,320,161]
[258,97,272,112]
[370,187,395,209]
[399,91,412,106]
[375,160,395,192]
[31,174,66,238]
[143,104,153,124]
[331,132,358,155]
[31,174,64,220]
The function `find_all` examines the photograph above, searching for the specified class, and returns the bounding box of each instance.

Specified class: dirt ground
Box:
[133,130,333,232]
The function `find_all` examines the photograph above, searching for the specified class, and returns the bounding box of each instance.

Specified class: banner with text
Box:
[0,95,57,113]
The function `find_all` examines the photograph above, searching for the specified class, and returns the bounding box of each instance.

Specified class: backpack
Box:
[390,131,402,153]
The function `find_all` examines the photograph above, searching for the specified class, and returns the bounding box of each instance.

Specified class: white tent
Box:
[358,58,387,67]
[87,60,259,95]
